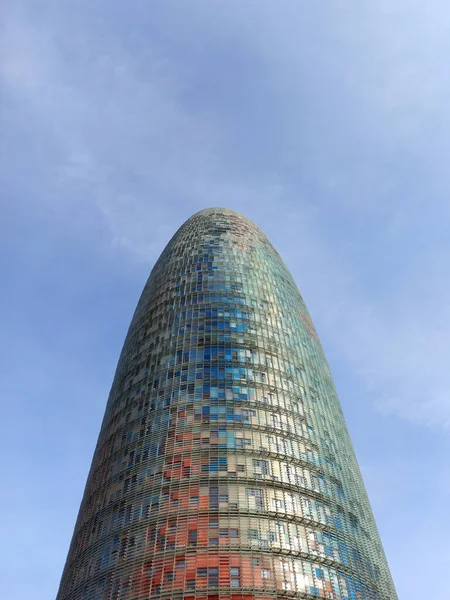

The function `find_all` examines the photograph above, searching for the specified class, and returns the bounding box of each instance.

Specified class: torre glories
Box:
[57,209,397,600]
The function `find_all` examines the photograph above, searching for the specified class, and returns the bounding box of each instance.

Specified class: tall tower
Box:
[57,208,397,600]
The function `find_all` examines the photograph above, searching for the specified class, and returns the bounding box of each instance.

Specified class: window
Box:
[247,487,264,507]
[262,569,271,579]
[253,459,269,475]
[315,568,325,579]
[219,528,228,536]
[208,567,218,587]
[237,464,245,472]
[230,567,240,587]
[186,579,195,589]
[251,558,260,566]
[188,530,197,546]
[209,519,219,528]
[176,560,185,569]
[229,528,238,537]
[248,529,259,539]
[210,497,218,508]
[165,571,174,582]
[197,568,207,577]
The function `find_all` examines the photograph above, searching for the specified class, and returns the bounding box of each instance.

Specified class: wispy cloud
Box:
[2,5,284,269]
[2,1,450,433]
[4,3,450,599]
[297,241,450,428]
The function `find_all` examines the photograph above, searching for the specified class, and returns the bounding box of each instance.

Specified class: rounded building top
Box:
[177,207,272,249]
[187,207,260,229]
[192,207,248,217]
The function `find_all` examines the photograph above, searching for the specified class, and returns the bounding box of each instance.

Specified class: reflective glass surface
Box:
[57,208,397,600]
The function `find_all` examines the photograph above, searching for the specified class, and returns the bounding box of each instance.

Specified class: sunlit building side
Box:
[57,208,397,600]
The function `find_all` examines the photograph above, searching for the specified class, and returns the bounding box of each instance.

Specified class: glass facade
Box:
[57,208,397,600]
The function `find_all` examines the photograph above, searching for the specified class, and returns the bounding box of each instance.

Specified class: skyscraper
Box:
[57,208,397,600]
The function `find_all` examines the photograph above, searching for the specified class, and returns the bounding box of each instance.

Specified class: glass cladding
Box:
[57,208,397,600]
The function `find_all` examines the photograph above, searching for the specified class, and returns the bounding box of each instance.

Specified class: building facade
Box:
[57,208,397,600]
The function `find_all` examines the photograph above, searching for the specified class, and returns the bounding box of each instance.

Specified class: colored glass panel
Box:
[56,208,397,600]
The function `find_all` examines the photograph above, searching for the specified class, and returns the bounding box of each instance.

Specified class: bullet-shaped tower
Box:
[57,208,397,600]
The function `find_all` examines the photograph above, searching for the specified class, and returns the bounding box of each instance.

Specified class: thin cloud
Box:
[2,2,450,432]
[4,4,450,600]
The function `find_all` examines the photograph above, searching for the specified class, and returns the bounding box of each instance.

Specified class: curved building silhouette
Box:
[57,208,397,600]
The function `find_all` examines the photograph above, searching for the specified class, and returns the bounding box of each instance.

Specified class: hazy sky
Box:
[2,2,450,598]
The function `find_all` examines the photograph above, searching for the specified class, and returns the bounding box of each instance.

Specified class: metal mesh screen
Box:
[57,208,397,600]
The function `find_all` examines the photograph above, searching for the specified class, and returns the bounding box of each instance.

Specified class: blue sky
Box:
[1,1,450,598]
